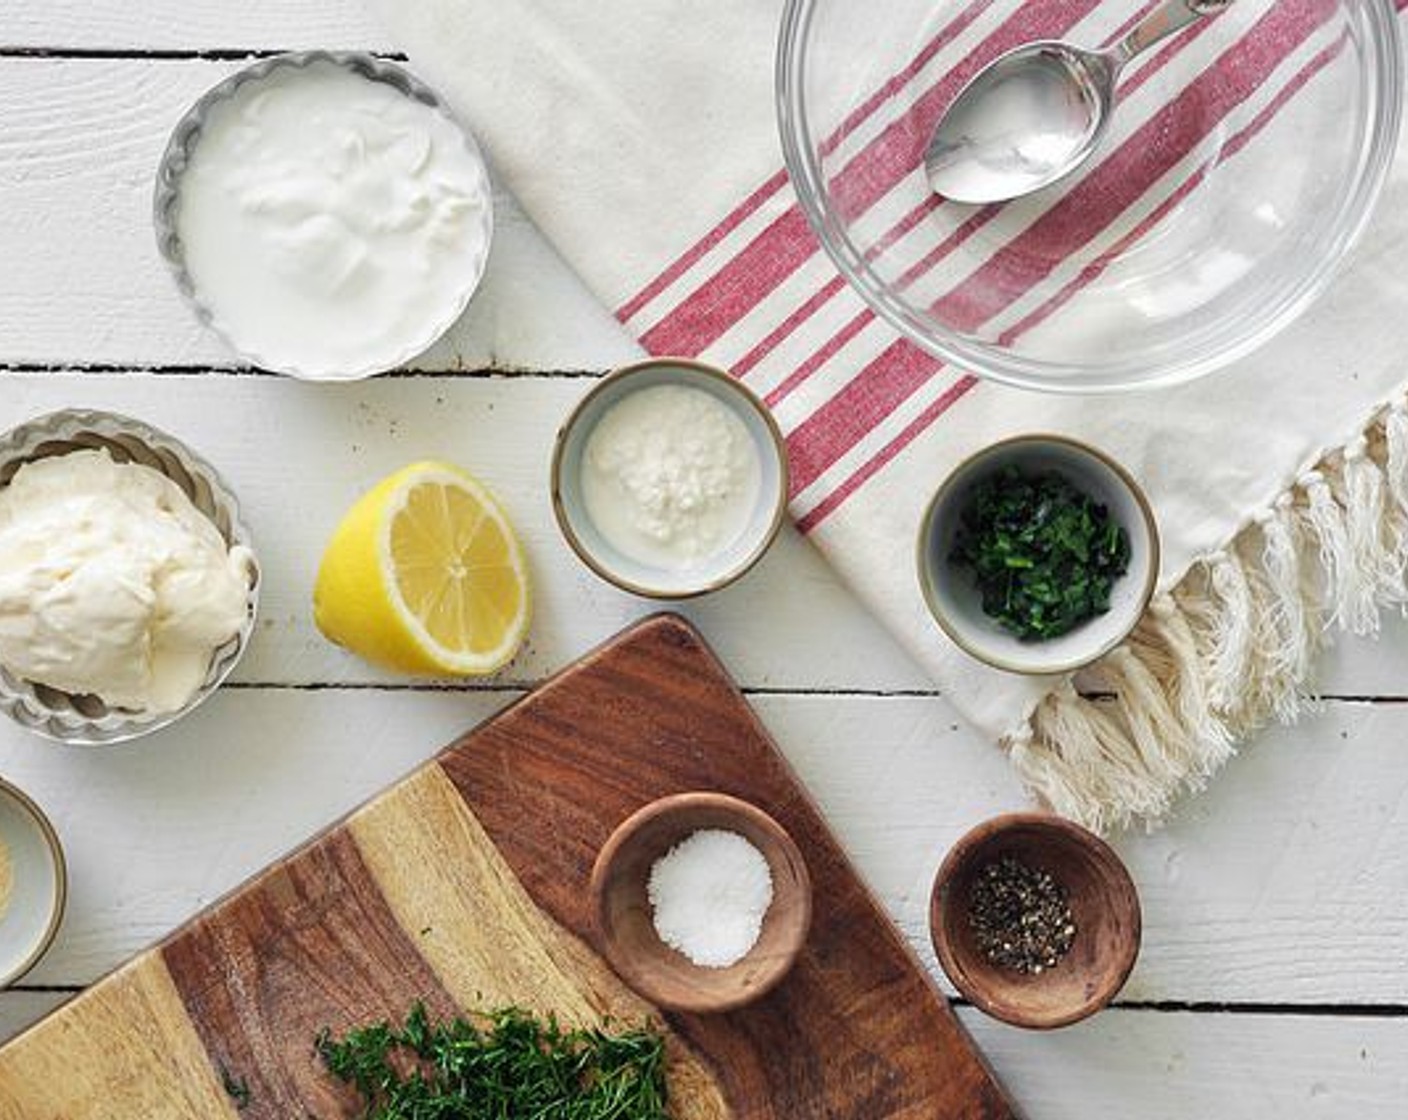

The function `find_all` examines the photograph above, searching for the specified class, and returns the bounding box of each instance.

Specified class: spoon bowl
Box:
[925,0,1232,204]
[925,42,1117,203]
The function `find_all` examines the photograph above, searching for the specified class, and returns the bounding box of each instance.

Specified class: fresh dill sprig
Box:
[219,1063,251,1110]
[315,1002,670,1119]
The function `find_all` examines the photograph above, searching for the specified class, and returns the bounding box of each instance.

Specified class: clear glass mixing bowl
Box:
[777,0,1401,392]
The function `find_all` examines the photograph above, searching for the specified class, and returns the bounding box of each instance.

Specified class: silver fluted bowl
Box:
[0,410,260,745]
[153,50,495,380]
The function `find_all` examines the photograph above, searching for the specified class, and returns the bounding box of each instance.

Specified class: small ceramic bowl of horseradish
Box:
[551,358,789,598]
[154,52,494,380]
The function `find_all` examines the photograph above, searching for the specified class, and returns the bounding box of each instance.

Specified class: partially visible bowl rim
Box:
[0,409,261,745]
[550,357,790,600]
[916,433,1160,675]
[0,775,68,988]
[928,810,1142,1030]
[776,0,1404,393]
[152,50,495,381]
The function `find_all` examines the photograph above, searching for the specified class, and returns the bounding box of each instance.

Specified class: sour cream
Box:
[173,60,492,378]
[0,451,255,714]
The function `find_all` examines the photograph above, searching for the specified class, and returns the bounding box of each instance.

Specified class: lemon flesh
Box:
[313,462,530,675]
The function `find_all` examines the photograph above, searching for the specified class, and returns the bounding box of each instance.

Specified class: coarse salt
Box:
[647,828,773,968]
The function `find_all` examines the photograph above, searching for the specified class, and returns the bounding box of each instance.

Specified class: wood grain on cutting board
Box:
[0,615,1014,1119]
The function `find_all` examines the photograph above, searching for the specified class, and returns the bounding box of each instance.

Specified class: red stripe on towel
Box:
[797,376,979,532]
[613,0,998,325]
[614,170,790,325]
[732,196,940,380]
[637,0,1108,357]
[763,205,990,407]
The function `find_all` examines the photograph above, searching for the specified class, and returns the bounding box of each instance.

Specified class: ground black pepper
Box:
[966,855,1076,974]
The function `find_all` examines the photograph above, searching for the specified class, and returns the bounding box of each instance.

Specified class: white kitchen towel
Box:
[369,0,1408,831]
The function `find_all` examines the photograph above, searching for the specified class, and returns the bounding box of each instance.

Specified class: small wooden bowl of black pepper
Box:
[929,812,1140,1030]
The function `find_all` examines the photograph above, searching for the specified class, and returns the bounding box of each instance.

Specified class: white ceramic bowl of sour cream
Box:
[552,359,789,598]
[154,52,493,380]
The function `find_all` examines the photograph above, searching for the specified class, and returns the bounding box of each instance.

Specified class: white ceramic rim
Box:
[152,50,495,381]
[0,775,66,987]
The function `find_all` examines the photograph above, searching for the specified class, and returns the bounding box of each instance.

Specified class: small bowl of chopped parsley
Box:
[918,435,1158,675]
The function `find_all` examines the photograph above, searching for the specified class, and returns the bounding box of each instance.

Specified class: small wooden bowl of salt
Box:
[591,791,812,1013]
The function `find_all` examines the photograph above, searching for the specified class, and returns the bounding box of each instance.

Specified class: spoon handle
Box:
[1110,0,1233,67]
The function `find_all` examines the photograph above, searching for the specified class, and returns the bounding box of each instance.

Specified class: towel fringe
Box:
[1252,505,1315,723]
[1379,404,1408,607]
[1003,398,1408,833]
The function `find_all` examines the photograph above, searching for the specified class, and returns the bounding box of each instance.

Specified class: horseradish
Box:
[0,450,254,713]
[581,385,761,570]
[174,60,491,378]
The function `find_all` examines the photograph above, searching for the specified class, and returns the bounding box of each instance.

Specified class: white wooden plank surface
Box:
[0,374,929,692]
[6,1,390,51]
[3,54,1408,695]
[1,688,1405,1008]
[3,0,1408,1113]
[959,1009,1408,1119]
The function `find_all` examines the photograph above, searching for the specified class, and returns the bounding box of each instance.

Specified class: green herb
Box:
[949,466,1130,641]
[219,1064,251,1110]
[316,1002,670,1119]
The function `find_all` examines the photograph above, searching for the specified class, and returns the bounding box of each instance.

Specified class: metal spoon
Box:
[924,0,1233,204]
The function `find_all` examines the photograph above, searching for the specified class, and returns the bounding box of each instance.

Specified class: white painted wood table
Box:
[2,3,1407,1115]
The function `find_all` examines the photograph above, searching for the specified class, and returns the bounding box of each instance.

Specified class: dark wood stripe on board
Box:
[160,827,457,1120]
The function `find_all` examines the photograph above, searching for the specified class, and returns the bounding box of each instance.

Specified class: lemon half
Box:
[314,462,530,675]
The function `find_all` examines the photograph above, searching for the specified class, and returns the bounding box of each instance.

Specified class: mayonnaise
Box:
[0,450,255,713]
[175,60,492,377]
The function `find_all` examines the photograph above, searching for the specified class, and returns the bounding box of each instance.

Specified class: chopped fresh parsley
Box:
[316,1002,670,1119]
[949,466,1130,641]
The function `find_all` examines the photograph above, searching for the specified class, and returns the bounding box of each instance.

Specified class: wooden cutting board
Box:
[0,614,1016,1119]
